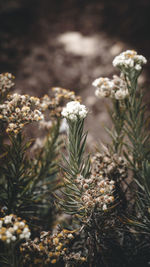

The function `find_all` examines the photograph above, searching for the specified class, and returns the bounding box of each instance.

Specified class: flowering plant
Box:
[0,49,150,266]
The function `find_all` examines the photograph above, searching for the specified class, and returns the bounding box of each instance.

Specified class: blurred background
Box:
[0,0,150,147]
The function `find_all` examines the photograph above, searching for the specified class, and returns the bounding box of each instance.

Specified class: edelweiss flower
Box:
[112,50,147,71]
[61,101,88,121]
[92,75,129,100]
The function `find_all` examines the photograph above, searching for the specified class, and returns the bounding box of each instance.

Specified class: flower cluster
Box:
[20,229,78,265]
[61,101,88,121]
[0,73,15,97]
[0,93,44,134]
[93,75,129,100]
[74,151,127,212]
[52,87,81,105]
[112,50,147,71]
[0,214,31,244]
[91,151,127,182]
[77,174,115,212]
[40,87,81,116]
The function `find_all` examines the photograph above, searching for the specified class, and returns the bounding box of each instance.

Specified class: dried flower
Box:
[74,151,127,213]
[0,214,31,244]
[0,73,15,97]
[80,174,115,212]
[20,229,76,265]
[0,93,44,134]
[91,151,127,181]
[61,101,88,121]
[52,87,81,104]
[40,87,81,118]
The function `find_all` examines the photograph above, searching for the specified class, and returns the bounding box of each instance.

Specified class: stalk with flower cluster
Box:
[112,50,149,174]
[113,51,150,232]
[93,50,150,236]
[93,74,128,154]
[60,101,90,217]
[93,50,149,177]
[0,92,48,224]
[60,101,128,266]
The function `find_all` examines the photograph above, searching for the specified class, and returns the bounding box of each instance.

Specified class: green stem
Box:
[7,133,23,213]
[111,100,125,155]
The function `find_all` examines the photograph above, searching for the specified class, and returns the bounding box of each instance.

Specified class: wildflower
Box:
[0,93,44,134]
[61,101,88,121]
[115,89,129,100]
[93,75,129,100]
[102,204,107,211]
[93,77,114,98]
[0,214,31,244]
[52,87,81,104]
[4,215,13,224]
[20,228,77,265]
[112,50,147,71]
[81,175,115,211]
[0,73,15,96]
[76,151,127,213]
[40,87,81,118]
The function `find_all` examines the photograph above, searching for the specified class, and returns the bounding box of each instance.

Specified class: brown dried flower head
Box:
[20,228,76,265]
[0,93,44,134]
[40,87,81,118]
[0,73,15,97]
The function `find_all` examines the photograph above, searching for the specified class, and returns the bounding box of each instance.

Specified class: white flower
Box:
[24,232,31,239]
[112,50,147,71]
[115,89,129,100]
[93,75,129,100]
[23,227,29,234]
[19,234,25,239]
[11,236,16,241]
[135,64,142,71]
[13,225,18,231]
[61,101,88,121]
[19,222,25,228]
[5,231,12,238]
[102,204,107,211]
[93,78,112,98]
[68,233,74,239]
[4,215,13,224]
[68,114,77,121]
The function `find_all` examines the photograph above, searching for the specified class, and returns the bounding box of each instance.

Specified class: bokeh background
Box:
[0,0,150,147]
